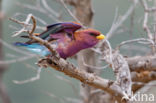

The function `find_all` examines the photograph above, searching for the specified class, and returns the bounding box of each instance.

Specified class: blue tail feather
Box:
[14,42,28,46]
[14,42,51,56]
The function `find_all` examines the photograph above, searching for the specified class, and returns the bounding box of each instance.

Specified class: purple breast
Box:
[56,41,95,59]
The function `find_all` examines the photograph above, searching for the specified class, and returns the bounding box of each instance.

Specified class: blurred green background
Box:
[1,0,155,103]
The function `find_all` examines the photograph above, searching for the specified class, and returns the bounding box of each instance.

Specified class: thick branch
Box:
[131,71,156,92]
[127,55,156,72]
[38,57,125,103]
[100,42,132,99]
[131,71,156,82]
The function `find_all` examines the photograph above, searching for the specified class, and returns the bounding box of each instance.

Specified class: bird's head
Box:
[75,29,105,47]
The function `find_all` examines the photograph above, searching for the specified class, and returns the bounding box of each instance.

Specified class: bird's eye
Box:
[66,33,72,38]
[89,33,96,36]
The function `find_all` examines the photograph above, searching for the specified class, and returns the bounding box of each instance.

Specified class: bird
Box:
[14,22,105,59]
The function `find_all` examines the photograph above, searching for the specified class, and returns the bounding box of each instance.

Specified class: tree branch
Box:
[131,71,156,92]
[127,55,156,72]
[38,57,125,103]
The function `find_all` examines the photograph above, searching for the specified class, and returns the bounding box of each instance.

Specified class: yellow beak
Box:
[96,34,105,40]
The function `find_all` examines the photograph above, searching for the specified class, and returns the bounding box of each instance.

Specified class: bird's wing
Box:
[24,22,82,44]
[39,22,82,39]
[47,22,82,34]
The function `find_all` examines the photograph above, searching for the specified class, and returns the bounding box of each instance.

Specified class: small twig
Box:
[91,48,102,54]
[105,7,119,39]
[139,0,156,12]
[120,44,149,53]
[82,57,109,70]
[41,0,59,17]
[13,67,42,84]
[58,0,84,27]
[10,14,33,37]
[140,0,153,40]
[64,97,82,103]
[129,8,135,36]
[23,63,38,71]
[106,0,139,39]
[9,17,28,26]
[54,75,79,97]
[116,38,155,50]
[10,16,46,31]
[44,91,65,103]
[0,55,37,65]
[16,2,61,22]
[29,14,36,35]
[105,40,115,71]
[45,91,81,103]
